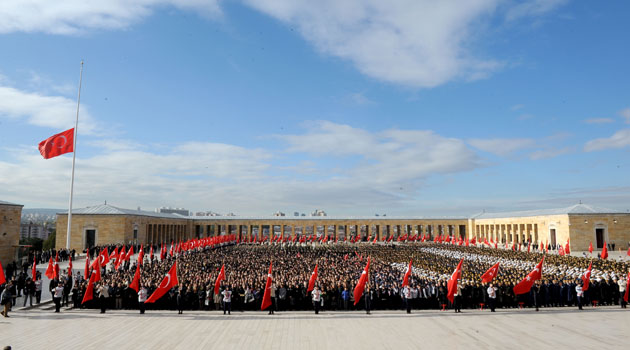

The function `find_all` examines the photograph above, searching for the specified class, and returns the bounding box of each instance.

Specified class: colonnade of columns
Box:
[474,223,539,245]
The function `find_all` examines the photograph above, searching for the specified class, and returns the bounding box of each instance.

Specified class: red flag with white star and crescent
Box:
[261,262,273,310]
[582,261,592,291]
[513,257,544,295]
[481,262,500,283]
[402,258,413,287]
[307,263,318,292]
[145,261,178,303]
[447,258,464,303]
[38,128,74,159]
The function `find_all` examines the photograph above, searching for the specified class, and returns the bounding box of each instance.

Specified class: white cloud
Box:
[0,0,221,34]
[281,121,481,187]
[584,118,614,124]
[0,121,484,213]
[0,1,569,88]
[243,0,504,87]
[468,138,536,156]
[584,129,630,152]
[619,108,630,124]
[505,0,569,21]
[0,85,99,134]
[529,147,571,160]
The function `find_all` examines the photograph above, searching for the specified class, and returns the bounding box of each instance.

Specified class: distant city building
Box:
[311,209,327,217]
[157,207,190,216]
[273,211,286,217]
[294,212,300,217]
[20,221,53,240]
[194,211,222,217]
[226,213,236,216]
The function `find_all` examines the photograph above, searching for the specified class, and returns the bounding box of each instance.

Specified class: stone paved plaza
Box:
[1,306,629,349]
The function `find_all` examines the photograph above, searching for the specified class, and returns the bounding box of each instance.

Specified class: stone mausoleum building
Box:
[0,200,23,264]
[56,203,630,253]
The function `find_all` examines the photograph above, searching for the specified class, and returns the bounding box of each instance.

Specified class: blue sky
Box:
[0,0,629,216]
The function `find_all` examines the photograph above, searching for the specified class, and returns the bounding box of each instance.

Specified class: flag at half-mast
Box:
[38,128,74,159]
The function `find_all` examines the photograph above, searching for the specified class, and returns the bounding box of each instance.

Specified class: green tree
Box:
[43,230,56,251]
[19,237,44,251]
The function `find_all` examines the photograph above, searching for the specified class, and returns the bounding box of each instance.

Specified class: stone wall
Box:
[0,203,23,264]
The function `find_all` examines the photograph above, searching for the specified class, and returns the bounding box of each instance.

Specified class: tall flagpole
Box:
[66,60,84,250]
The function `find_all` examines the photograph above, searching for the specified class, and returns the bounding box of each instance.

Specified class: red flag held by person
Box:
[565,239,571,255]
[601,241,608,260]
[38,128,74,159]
[582,261,592,291]
[84,254,90,277]
[129,265,141,293]
[32,256,37,280]
[0,261,5,285]
[481,262,500,283]
[624,272,629,303]
[54,251,60,279]
[627,247,630,257]
[137,245,144,266]
[307,263,318,292]
[45,257,54,279]
[68,256,73,276]
[81,273,97,304]
[150,245,154,261]
[447,259,464,303]
[402,258,413,287]
[93,259,101,282]
[589,241,593,254]
[146,261,178,303]
[513,257,544,295]
[214,264,225,295]
[353,257,371,305]
[109,246,119,261]
[115,246,126,270]
[261,262,273,310]
[126,245,134,261]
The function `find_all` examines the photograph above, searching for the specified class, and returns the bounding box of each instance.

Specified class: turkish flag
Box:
[126,245,134,261]
[447,259,464,303]
[624,272,629,303]
[32,256,37,280]
[115,246,126,270]
[137,245,144,266]
[589,241,593,254]
[129,265,141,293]
[68,256,73,276]
[100,248,110,265]
[45,257,54,279]
[84,254,90,277]
[402,259,413,287]
[38,128,74,159]
[150,246,154,261]
[353,257,371,305]
[81,273,97,304]
[582,261,592,291]
[601,241,608,260]
[627,247,630,257]
[146,261,178,303]
[565,240,571,255]
[513,257,544,295]
[53,251,60,279]
[481,262,500,283]
[214,264,225,295]
[93,259,101,282]
[540,241,544,251]
[307,263,318,292]
[261,262,273,310]
[0,261,5,284]
[109,246,119,261]
[558,245,565,256]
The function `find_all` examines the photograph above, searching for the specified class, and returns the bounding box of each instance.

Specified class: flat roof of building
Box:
[0,199,23,207]
[472,203,628,219]
[58,202,629,221]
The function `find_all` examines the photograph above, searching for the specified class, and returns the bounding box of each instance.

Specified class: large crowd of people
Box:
[1,241,628,317]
